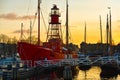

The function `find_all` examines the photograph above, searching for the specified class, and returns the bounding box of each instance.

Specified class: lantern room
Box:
[49,4,60,24]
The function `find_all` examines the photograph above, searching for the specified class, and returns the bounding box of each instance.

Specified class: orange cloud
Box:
[118,25,120,28]
[117,20,120,22]
[12,30,37,34]
[0,13,36,20]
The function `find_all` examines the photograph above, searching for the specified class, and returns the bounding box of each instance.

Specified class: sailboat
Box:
[17,0,78,66]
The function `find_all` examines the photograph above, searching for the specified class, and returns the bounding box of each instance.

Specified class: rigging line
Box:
[31,12,37,30]
[19,34,27,41]
[21,0,32,39]
[41,10,47,33]
[60,24,63,41]
[68,27,73,43]
[62,25,66,42]
[27,0,32,20]
[23,34,27,40]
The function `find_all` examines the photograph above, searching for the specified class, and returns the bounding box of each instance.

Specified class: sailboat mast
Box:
[99,15,103,43]
[84,21,86,43]
[38,0,41,45]
[106,14,109,55]
[30,21,32,44]
[66,0,69,49]
[21,23,23,41]
[109,7,112,55]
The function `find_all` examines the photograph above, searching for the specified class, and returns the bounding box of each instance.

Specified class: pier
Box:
[34,56,120,67]
[0,56,117,68]
[1,55,120,79]
[0,59,35,79]
[33,55,120,79]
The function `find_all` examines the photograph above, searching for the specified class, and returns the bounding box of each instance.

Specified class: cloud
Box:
[0,13,36,20]
[12,29,37,34]
[116,20,120,27]
[61,25,77,28]
[117,25,120,28]
[12,30,21,33]
[117,20,120,22]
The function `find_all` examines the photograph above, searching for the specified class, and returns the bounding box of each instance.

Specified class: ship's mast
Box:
[66,0,69,49]
[38,0,41,45]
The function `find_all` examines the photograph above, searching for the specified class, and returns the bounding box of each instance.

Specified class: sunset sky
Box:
[0,0,120,46]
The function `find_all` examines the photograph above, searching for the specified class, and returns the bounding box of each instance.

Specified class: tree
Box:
[0,34,9,43]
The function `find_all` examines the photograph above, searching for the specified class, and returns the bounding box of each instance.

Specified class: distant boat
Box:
[17,0,78,66]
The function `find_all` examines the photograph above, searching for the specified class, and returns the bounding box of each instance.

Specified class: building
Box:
[80,42,117,56]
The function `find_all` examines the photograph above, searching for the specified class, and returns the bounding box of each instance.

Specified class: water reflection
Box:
[23,66,120,80]
[75,66,101,80]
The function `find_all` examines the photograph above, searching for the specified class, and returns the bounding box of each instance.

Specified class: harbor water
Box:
[15,66,120,80]
[1,66,120,80]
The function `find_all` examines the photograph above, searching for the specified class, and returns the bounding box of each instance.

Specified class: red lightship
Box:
[18,1,77,66]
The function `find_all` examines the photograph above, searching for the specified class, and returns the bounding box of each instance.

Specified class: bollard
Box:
[23,64,28,69]
[16,63,20,68]
[13,68,18,80]
[7,64,12,70]
[3,71,12,80]
[63,66,72,80]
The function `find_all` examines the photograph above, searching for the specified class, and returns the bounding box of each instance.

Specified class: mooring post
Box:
[63,65,72,80]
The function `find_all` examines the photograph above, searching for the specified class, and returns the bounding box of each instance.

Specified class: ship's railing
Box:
[34,58,81,67]
[90,56,117,65]
[34,56,120,67]
[0,60,32,69]
[34,59,62,67]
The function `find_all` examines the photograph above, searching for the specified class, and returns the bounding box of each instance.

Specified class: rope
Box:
[31,12,37,30]
[41,10,47,33]
[68,27,73,43]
